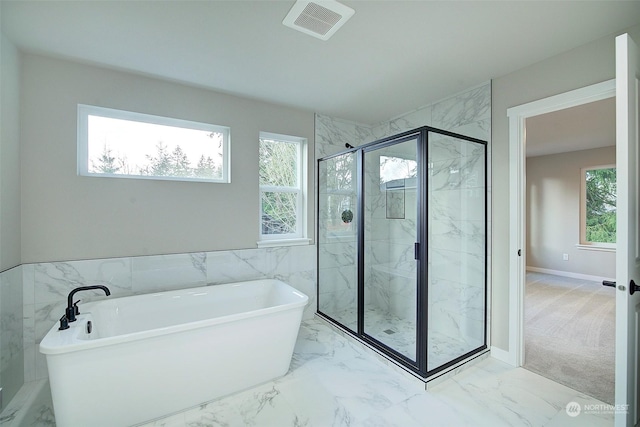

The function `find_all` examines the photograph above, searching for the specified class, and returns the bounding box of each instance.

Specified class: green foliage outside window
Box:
[259,138,300,235]
[585,167,616,244]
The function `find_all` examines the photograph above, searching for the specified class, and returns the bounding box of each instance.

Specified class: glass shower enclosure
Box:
[317,126,487,377]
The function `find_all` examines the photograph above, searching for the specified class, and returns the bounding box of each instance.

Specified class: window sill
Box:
[575,243,616,253]
[257,238,311,248]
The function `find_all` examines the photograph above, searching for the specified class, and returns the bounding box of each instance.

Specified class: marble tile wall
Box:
[428,133,486,353]
[428,85,491,352]
[22,245,316,383]
[316,82,491,365]
[0,265,24,411]
[315,114,375,159]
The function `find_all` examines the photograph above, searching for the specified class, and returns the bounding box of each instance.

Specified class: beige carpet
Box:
[523,272,616,404]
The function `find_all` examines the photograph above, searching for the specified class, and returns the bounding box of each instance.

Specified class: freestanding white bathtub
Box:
[40,279,308,427]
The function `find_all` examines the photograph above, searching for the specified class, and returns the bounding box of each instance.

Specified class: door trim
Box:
[506,79,616,367]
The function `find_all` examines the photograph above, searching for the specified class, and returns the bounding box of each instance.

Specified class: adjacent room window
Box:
[78,104,230,183]
[259,132,307,243]
[379,155,417,184]
[580,165,616,248]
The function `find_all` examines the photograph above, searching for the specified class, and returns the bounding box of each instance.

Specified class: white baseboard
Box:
[490,346,514,366]
[526,266,614,283]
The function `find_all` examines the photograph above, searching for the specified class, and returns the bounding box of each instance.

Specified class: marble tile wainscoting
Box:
[0,265,24,414]
[21,245,316,385]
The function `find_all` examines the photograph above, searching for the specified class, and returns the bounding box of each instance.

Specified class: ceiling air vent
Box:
[283,0,355,41]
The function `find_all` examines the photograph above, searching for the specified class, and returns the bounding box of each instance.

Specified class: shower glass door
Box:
[362,136,419,362]
[318,151,358,331]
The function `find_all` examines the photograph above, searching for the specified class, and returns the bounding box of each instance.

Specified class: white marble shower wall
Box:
[428,84,490,349]
[315,114,375,158]
[315,82,491,354]
[0,265,24,410]
[21,245,316,383]
[428,133,486,348]
[317,239,358,329]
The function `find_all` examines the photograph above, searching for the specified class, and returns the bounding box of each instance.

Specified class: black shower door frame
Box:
[317,125,488,378]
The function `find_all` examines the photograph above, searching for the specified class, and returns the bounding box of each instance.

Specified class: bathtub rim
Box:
[40,278,308,355]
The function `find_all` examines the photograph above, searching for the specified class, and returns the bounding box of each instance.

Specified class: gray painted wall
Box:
[0,30,24,410]
[20,54,315,263]
[526,147,616,278]
[491,23,640,351]
[1,34,21,271]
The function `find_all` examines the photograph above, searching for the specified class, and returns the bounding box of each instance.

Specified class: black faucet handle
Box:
[73,300,81,315]
[58,315,69,330]
[65,304,77,323]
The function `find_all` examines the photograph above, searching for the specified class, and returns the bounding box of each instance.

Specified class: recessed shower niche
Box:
[317,126,487,379]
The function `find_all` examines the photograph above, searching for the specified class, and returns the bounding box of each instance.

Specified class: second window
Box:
[259,132,307,241]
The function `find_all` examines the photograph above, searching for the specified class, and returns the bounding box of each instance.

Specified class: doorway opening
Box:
[506,79,616,384]
[523,97,616,403]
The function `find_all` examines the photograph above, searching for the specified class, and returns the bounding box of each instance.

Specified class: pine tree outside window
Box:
[78,105,230,183]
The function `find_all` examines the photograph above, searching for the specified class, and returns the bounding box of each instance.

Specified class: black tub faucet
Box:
[65,285,111,323]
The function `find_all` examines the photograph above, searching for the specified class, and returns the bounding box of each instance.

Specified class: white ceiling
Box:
[2,1,640,124]
[526,97,615,157]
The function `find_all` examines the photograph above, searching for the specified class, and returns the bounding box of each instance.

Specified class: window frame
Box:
[77,104,231,183]
[578,164,616,251]
[258,131,308,246]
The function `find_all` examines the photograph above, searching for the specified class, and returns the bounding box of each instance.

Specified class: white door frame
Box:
[506,79,616,367]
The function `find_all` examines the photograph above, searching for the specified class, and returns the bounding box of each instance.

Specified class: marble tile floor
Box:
[2,317,614,427]
[141,317,613,427]
[325,307,483,370]
[323,306,417,359]
[0,380,54,426]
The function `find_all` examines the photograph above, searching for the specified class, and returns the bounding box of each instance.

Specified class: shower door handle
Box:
[414,243,419,260]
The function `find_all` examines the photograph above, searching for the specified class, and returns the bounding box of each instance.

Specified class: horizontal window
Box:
[78,105,230,183]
